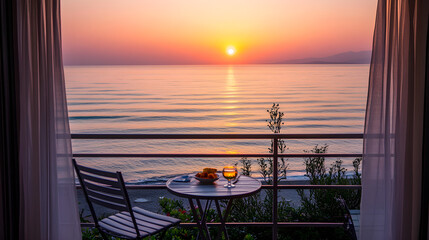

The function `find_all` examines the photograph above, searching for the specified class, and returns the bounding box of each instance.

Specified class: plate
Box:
[194,175,219,184]
[173,175,191,182]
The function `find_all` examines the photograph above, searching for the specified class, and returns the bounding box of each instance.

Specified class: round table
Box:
[166,175,261,240]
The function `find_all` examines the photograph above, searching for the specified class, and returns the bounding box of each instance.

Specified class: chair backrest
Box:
[336,197,357,240]
[73,159,140,237]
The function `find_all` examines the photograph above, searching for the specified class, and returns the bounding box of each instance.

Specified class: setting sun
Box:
[226,46,236,56]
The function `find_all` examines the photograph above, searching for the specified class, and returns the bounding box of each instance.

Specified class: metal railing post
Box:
[272,137,278,240]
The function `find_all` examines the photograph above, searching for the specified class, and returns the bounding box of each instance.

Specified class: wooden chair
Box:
[73,159,180,239]
[336,197,358,240]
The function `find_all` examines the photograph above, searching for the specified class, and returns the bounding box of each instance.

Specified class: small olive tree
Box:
[239,103,288,184]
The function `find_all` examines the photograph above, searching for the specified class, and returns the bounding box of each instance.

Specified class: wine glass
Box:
[222,166,238,188]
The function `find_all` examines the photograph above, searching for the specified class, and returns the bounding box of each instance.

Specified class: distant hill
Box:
[277,51,372,64]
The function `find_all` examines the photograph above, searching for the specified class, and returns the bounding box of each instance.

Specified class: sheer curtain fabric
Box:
[361,0,428,239]
[16,0,81,239]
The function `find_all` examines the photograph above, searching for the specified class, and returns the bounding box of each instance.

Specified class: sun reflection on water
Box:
[225,150,240,154]
[224,66,239,127]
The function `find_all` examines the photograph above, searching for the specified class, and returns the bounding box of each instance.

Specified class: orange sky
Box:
[61,0,376,65]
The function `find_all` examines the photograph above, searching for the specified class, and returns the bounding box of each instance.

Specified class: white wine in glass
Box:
[222,166,238,188]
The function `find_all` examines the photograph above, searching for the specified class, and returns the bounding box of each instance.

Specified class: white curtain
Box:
[16,0,81,239]
[360,0,428,239]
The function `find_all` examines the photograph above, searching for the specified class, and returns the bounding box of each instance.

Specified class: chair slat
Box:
[122,211,171,227]
[133,207,179,224]
[115,212,166,232]
[86,188,126,205]
[81,172,120,187]
[76,164,118,178]
[99,221,138,239]
[88,196,128,211]
[84,181,123,196]
[106,216,153,235]
[101,218,144,236]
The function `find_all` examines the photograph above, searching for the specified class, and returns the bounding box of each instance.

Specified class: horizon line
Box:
[63,50,372,66]
[64,62,371,67]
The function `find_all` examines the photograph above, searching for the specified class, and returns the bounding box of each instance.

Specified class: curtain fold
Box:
[15,0,81,239]
[361,0,428,239]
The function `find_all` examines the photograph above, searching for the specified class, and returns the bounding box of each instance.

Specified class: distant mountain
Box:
[277,51,372,64]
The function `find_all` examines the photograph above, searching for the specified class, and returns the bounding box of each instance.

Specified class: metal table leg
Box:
[196,199,212,240]
[189,198,234,240]
[188,198,207,240]
[214,199,233,240]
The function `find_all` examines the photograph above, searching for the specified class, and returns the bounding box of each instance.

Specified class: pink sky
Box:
[61,0,376,65]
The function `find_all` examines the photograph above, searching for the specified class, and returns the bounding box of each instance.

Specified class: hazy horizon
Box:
[63,50,372,66]
[61,0,376,65]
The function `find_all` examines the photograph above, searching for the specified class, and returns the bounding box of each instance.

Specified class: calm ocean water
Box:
[65,64,368,183]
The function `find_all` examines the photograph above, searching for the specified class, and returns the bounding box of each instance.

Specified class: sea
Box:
[65,64,368,184]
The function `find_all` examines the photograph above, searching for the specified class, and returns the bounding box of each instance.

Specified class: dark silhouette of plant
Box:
[259,103,288,184]
[239,103,288,184]
[297,144,362,228]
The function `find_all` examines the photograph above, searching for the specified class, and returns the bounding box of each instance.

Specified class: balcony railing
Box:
[72,133,362,240]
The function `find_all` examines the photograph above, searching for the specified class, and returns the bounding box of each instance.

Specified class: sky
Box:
[61,0,377,65]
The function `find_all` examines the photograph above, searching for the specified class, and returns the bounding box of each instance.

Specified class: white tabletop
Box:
[166,175,262,200]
